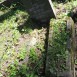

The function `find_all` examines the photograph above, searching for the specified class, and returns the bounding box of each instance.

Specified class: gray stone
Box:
[21,0,56,22]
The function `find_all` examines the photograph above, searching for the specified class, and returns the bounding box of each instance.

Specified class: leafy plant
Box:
[46,18,68,76]
[29,48,38,62]
[8,64,17,77]
[18,46,27,60]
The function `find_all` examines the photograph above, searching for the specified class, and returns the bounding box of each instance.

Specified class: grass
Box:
[0,4,28,77]
[0,0,77,77]
[47,18,67,75]
[0,3,45,77]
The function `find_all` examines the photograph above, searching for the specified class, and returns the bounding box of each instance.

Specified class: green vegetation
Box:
[47,18,67,75]
[0,0,77,77]
[0,2,46,77]
[46,0,77,76]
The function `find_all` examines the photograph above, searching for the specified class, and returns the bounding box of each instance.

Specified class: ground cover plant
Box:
[46,0,77,76]
[0,3,46,77]
[0,0,77,77]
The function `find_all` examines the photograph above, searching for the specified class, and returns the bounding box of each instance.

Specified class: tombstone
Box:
[21,0,56,22]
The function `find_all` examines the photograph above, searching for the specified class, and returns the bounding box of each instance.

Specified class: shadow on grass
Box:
[0,2,48,31]
[0,9,16,22]
[17,17,49,34]
[0,3,50,77]
[17,18,50,77]
[0,3,25,22]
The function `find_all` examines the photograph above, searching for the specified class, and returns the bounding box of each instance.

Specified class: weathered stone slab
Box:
[21,0,56,22]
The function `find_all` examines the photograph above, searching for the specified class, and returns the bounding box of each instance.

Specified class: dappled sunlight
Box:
[0,3,47,77]
[0,0,77,77]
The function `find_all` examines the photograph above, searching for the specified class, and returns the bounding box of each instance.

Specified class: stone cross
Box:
[21,0,56,22]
